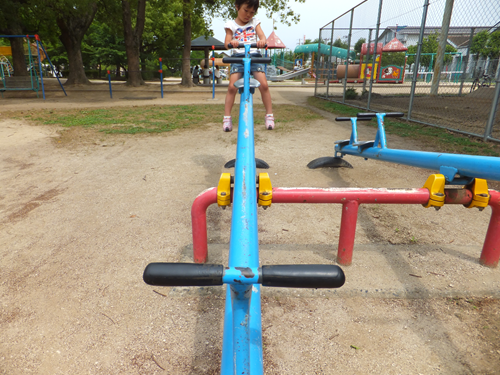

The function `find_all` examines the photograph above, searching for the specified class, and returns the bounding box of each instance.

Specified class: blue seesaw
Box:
[308,112,500,185]
[143,43,345,374]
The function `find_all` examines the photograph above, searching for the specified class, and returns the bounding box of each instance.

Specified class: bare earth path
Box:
[1,82,499,374]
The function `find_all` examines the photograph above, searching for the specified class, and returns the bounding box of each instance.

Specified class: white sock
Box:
[224,116,231,119]
[266,114,274,117]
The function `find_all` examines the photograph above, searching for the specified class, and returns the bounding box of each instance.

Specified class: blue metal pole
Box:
[212,48,215,99]
[34,37,45,100]
[37,38,67,96]
[221,287,233,374]
[108,70,112,99]
[159,58,164,99]
[222,43,262,375]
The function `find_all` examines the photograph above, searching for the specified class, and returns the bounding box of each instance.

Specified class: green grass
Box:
[16,104,322,135]
[307,97,500,157]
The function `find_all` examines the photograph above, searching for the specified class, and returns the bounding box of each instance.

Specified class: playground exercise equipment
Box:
[143,43,346,374]
[308,112,500,184]
[0,34,66,99]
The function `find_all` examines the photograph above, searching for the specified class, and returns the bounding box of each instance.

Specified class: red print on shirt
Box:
[235,26,255,42]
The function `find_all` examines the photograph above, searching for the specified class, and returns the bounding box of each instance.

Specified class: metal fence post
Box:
[342,10,355,104]
[459,27,475,96]
[408,0,430,120]
[484,61,500,141]
[326,22,335,98]
[362,28,372,100]
[314,28,322,97]
[367,0,383,110]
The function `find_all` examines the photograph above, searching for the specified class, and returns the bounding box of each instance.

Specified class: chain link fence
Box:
[313,0,500,142]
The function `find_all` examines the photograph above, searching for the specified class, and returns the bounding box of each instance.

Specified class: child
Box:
[223,0,274,132]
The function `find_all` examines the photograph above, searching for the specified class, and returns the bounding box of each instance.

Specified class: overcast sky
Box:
[208,0,499,52]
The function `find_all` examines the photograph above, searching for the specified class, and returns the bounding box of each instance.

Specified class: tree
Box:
[121,0,146,86]
[50,0,98,85]
[332,38,348,50]
[471,30,489,59]
[472,30,500,59]
[486,31,500,59]
[354,37,366,57]
[0,0,32,76]
[406,32,456,68]
[82,21,126,78]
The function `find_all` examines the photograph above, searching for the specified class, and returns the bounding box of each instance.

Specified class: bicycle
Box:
[143,42,345,374]
[470,73,492,92]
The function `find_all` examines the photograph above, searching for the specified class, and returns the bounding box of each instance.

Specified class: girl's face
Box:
[236,3,257,25]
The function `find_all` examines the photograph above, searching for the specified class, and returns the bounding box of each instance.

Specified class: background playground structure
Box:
[0,34,66,99]
[295,38,408,84]
[311,0,500,142]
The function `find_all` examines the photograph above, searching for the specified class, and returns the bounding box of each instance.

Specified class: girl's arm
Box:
[255,24,266,48]
[225,28,239,49]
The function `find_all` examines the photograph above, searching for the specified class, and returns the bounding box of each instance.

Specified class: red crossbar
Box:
[191,187,500,267]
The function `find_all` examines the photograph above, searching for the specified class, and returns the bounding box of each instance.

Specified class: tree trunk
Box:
[181,0,194,87]
[122,0,146,87]
[56,3,98,85]
[10,36,28,76]
[3,21,29,76]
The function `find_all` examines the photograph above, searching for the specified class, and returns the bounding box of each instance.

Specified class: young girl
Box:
[223,0,274,132]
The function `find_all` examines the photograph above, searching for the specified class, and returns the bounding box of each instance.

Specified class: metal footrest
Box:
[234,77,260,89]
[352,140,375,151]
[334,139,350,147]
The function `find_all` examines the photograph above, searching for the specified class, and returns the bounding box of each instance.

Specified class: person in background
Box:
[214,65,221,83]
[192,65,200,84]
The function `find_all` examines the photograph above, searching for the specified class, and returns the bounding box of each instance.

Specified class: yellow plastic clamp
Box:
[258,173,273,209]
[465,178,490,210]
[217,173,231,207]
[422,174,446,209]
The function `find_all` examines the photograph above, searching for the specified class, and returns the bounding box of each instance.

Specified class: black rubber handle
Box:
[336,117,372,122]
[143,263,223,286]
[357,112,405,118]
[261,265,345,289]
[223,57,271,64]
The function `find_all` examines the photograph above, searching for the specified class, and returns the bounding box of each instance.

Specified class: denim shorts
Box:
[229,53,265,75]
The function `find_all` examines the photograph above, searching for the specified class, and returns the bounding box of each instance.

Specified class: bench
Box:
[0,76,40,97]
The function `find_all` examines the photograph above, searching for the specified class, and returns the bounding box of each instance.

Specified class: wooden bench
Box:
[1,76,40,97]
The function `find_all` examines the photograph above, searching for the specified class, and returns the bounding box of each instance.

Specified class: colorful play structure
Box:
[294,37,408,84]
[0,34,66,99]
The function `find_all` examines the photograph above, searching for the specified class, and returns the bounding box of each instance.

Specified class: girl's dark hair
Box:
[235,0,259,10]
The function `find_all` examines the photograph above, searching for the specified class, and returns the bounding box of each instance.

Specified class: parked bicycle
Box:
[470,73,492,92]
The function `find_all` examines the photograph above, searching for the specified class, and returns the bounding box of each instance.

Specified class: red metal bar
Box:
[192,187,217,263]
[338,200,359,265]
[480,190,500,267]
[191,187,499,267]
[271,187,430,204]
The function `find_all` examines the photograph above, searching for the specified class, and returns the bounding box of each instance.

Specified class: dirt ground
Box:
[1,81,500,374]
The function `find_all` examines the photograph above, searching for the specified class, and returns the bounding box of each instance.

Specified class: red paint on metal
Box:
[338,200,359,265]
[192,187,217,263]
[271,188,429,204]
[480,190,500,267]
